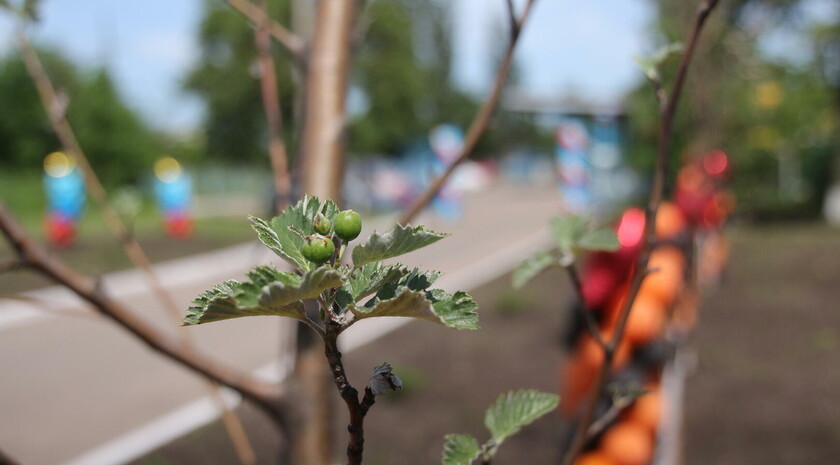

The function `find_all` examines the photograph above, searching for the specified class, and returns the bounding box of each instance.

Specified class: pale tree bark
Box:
[295,1,359,463]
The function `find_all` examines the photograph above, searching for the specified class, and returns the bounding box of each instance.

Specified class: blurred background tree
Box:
[184,0,296,165]
[0,49,161,187]
[625,0,839,220]
[183,0,543,161]
[350,0,478,156]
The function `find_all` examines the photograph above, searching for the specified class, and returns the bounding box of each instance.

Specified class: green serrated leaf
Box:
[428,289,479,330]
[349,269,477,329]
[352,224,448,267]
[484,390,559,444]
[350,287,434,321]
[249,196,341,272]
[184,265,307,325]
[441,434,480,465]
[259,266,343,308]
[578,228,620,252]
[512,251,557,289]
[343,262,409,303]
[550,216,586,252]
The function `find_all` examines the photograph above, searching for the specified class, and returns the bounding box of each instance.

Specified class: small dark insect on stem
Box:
[560,1,721,464]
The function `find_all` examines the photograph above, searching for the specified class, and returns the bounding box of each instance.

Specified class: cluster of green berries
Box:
[301,209,362,264]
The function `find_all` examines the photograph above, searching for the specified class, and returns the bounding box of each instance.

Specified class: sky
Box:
[1,0,658,134]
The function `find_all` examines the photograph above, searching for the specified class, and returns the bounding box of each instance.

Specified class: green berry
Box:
[313,213,331,235]
[302,234,335,264]
[334,210,362,241]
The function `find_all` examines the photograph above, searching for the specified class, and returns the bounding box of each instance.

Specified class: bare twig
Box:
[253,0,293,211]
[398,0,537,225]
[226,0,305,60]
[323,324,376,465]
[561,260,607,349]
[0,260,22,274]
[0,201,290,438]
[644,73,667,113]
[0,445,20,465]
[585,396,634,439]
[15,30,260,463]
[560,2,720,464]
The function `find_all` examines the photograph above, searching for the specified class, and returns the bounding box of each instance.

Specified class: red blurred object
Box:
[165,212,194,239]
[702,149,729,179]
[616,208,645,250]
[581,254,623,309]
[45,213,77,249]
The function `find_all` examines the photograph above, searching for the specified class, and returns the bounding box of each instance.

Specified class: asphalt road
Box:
[0,183,563,465]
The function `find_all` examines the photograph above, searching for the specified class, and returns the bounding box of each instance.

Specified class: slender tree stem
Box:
[398,0,537,225]
[562,261,607,349]
[0,445,20,465]
[295,2,360,462]
[324,326,376,465]
[227,0,305,60]
[560,2,720,464]
[253,0,293,211]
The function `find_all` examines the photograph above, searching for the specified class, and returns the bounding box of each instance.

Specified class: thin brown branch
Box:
[398,0,537,225]
[324,326,375,465]
[644,73,667,113]
[560,2,720,464]
[504,0,517,36]
[0,260,22,274]
[0,200,289,435]
[15,30,260,462]
[254,0,292,211]
[0,445,20,465]
[586,396,634,440]
[227,0,305,60]
[562,260,606,349]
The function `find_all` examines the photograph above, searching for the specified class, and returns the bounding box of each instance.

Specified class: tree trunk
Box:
[294,1,358,464]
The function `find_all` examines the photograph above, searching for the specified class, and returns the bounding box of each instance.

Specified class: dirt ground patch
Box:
[132,224,840,464]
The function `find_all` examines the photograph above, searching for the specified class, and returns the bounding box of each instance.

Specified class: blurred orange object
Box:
[639,246,685,307]
[575,451,619,465]
[561,333,632,417]
[561,355,593,417]
[600,421,654,465]
[622,294,666,346]
[655,201,686,240]
[626,388,663,435]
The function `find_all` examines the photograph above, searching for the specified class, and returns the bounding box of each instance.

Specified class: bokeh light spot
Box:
[154,156,182,183]
[43,151,75,178]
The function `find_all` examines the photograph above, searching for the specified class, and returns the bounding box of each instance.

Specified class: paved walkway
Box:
[0,183,563,465]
